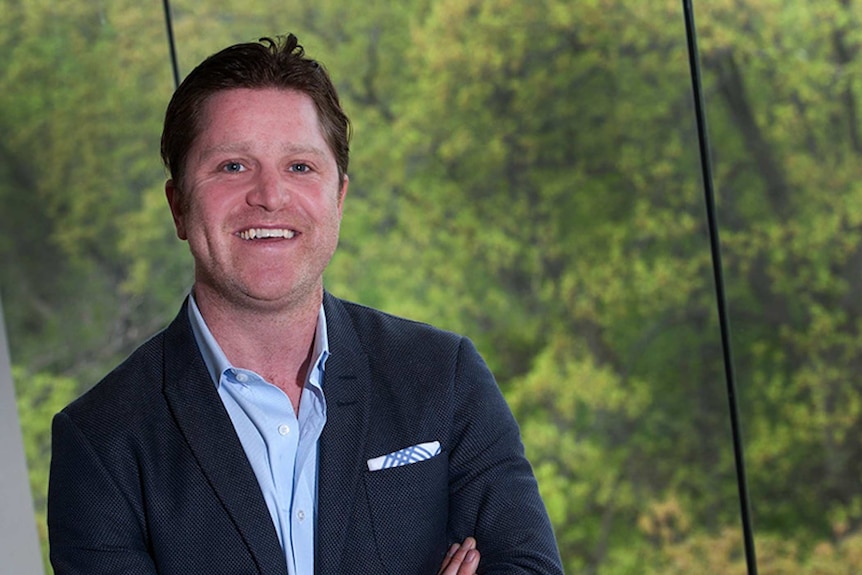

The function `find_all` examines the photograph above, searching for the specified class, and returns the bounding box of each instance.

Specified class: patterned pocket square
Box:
[366,441,441,471]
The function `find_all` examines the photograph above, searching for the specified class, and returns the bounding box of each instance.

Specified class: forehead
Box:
[193,87,328,152]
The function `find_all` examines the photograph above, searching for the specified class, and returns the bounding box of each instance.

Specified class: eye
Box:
[221,161,246,173]
[289,163,311,173]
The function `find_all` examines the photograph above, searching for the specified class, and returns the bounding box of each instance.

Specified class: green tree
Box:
[6,1,862,573]
[0,0,182,384]
[323,0,862,571]
[14,366,80,571]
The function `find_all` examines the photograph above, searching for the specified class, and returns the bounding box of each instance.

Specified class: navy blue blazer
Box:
[48,293,563,574]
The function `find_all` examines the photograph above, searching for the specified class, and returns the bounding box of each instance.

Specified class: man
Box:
[48,34,563,575]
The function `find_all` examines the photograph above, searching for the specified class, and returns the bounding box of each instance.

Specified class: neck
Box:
[193,285,323,406]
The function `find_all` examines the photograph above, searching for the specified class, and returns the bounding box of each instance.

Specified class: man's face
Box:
[166,88,348,313]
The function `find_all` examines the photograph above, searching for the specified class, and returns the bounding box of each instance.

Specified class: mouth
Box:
[237,228,297,240]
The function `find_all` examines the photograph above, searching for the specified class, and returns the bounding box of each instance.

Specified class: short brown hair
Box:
[161,34,350,192]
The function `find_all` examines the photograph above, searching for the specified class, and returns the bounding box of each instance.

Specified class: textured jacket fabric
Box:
[48,293,564,574]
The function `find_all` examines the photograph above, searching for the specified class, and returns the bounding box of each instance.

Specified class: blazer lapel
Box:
[316,294,373,575]
[161,301,288,575]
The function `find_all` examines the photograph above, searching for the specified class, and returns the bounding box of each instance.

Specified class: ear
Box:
[165,179,188,240]
[337,174,349,218]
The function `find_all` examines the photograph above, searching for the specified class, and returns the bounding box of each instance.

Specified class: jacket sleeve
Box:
[48,411,158,575]
[446,337,564,575]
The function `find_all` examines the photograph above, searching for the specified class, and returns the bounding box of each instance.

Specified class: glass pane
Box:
[1,1,799,573]
[1,2,180,570]
[702,1,862,572]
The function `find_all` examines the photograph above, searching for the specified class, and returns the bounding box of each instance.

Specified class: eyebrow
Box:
[196,141,329,162]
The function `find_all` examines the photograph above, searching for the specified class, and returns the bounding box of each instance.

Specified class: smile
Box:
[238,228,297,240]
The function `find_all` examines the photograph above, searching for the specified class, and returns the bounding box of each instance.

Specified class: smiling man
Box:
[47,35,563,575]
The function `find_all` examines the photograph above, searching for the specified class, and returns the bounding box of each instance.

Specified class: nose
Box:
[247,167,290,211]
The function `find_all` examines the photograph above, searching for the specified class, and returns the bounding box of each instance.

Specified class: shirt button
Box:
[278,424,290,436]
[297,510,306,521]
[235,372,248,383]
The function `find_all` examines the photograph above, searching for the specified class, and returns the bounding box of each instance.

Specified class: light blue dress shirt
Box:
[188,295,328,575]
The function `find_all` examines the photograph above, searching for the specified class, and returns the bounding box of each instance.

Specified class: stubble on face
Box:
[167,88,348,320]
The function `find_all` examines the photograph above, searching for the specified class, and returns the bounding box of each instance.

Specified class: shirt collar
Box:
[187,293,330,389]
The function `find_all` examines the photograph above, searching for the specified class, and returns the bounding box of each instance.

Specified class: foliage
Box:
[0,0,185,384]
[3,0,862,573]
[13,366,79,572]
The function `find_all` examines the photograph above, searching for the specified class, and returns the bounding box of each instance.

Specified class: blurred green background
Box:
[3,1,862,573]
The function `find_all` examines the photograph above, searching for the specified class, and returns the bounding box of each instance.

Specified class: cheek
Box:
[185,191,226,228]
[180,197,199,239]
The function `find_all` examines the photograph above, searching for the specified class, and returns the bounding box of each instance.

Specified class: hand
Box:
[437,536,480,575]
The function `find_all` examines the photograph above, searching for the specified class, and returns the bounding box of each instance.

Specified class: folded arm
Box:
[446,338,564,574]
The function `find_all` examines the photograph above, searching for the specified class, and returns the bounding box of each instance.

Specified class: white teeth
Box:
[239,228,296,240]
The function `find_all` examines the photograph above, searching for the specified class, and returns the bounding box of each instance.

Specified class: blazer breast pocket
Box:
[363,451,448,574]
